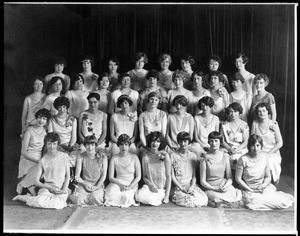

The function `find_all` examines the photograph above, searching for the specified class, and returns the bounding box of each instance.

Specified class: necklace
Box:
[199,115,214,128]
[146,110,160,126]
[178,151,189,161]
[258,120,270,135]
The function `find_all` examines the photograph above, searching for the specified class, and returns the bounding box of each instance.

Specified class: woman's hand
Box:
[149,184,158,193]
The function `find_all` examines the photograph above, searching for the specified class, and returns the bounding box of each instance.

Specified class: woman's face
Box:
[99,77,110,89]
[119,142,130,153]
[148,77,158,87]
[255,78,267,92]
[257,106,269,120]
[208,138,221,150]
[57,105,68,115]
[200,103,212,114]
[150,140,161,150]
[181,60,191,71]
[52,79,63,93]
[33,79,43,92]
[121,76,131,88]
[178,139,189,149]
[36,116,48,127]
[249,141,262,156]
[193,75,203,87]
[54,63,64,73]
[46,141,58,152]
[85,142,96,153]
[148,96,160,108]
[120,100,130,111]
[232,80,242,91]
[88,97,99,110]
[235,57,245,70]
[173,77,184,88]
[175,102,185,112]
[209,59,219,71]
[160,58,170,70]
[108,60,118,73]
[228,108,240,121]
[82,60,92,71]
[210,75,220,87]
[135,57,145,69]
[74,78,83,90]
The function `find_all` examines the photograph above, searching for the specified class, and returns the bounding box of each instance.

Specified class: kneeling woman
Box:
[104,134,141,207]
[235,134,294,210]
[135,131,171,206]
[69,135,108,206]
[170,131,208,207]
[200,131,242,207]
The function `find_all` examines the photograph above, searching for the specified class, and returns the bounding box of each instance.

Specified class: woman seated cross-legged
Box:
[135,131,172,206]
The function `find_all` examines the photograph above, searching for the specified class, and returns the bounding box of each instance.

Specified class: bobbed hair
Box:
[133,52,148,64]
[158,53,172,65]
[254,102,272,116]
[235,53,249,64]
[118,73,131,84]
[146,69,159,80]
[254,74,270,86]
[177,131,191,144]
[81,55,95,67]
[247,134,263,151]
[172,70,186,82]
[191,71,205,81]
[83,135,98,146]
[208,55,222,68]
[231,72,245,84]
[34,108,51,120]
[198,96,214,109]
[32,76,45,86]
[117,133,131,147]
[146,131,167,150]
[47,76,67,95]
[87,92,100,101]
[209,70,225,84]
[71,74,85,89]
[180,54,195,66]
[208,131,223,143]
[98,72,110,86]
[172,95,189,107]
[53,56,67,66]
[117,94,133,108]
[44,132,61,146]
[53,96,70,110]
[227,102,243,115]
[108,57,120,68]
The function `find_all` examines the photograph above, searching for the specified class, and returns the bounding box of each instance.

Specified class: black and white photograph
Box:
[3,2,297,234]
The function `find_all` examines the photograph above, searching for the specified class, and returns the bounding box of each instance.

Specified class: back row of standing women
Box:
[14,52,293,211]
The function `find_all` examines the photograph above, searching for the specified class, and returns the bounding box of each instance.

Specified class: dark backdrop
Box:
[4,4,295,198]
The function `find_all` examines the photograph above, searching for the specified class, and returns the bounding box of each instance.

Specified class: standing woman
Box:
[43,76,67,116]
[251,102,283,185]
[135,131,172,206]
[95,72,112,114]
[190,71,211,116]
[16,108,51,196]
[139,92,168,148]
[21,76,46,135]
[157,53,174,92]
[109,73,139,114]
[80,55,99,92]
[69,135,108,206]
[104,134,141,208]
[108,95,138,156]
[65,74,89,120]
[107,57,121,92]
[127,52,149,92]
[78,93,108,150]
[234,53,256,96]
[235,134,294,210]
[170,132,208,207]
[200,131,242,207]
[180,54,195,91]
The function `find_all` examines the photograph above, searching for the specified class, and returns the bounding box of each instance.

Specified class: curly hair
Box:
[53,56,67,67]
[198,96,214,109]
[208,55,222,68]
[191,71,204,81]
[70,74,85,89]
[117,94,133,108]
[172,95,189,107]
[97,72,110,86]
[254,102,272,116]
[118,73,131,84]
[181,54,195,66]
[117,133,131,147]
[158,53,172,65]
[34,108,51,120]
[46,76,67,95]
[177,131,191,144]
[133,52,148,64]
[227,102,243,115]
[247,134,263,151]
[254,74,270,86]
[172,70,186,82]
[44,132,61,146]
[209,70,225,84]
[146,131,167,150]
[53,96,70,110]
[235,53,249,64]
[147,69,159,80]
[81,55,95,67]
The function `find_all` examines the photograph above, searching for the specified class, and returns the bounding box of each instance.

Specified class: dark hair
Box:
[231,72,245,84]
[191,71,204,81]
[177,131,191,144]
[133,52,148,64]
[97,72,110,86]
[198,96,214,109]
[181,54,195,66]
[208,131,223,143]
[83,135,98,146]
[108,58,120,68]
[146,69,159,80]
[172,95,189,107]
[44,132,61,145]
[254,102,272,116]
[227,102,243,115]
[208,55,222,68]
[53,96,70,110]
[53,56,67,67]
[32,76,45,86]
[47,76,67,95]
[235,53,249,64]
[147,91,161,103]
[146,131,166,150]
[87,92,100,101]
[71,74,85,89]
[117,133,131,147]
[208,70,225,84]
[254,74,270,86]
[247,134,263,151]
[81,55,95,67]
[117,94,133,108]
[158,53,172,64]
[172,70,186,82]
[118,73,131,84]
[34,108,51,120]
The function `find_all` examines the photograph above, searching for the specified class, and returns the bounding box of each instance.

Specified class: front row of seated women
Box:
[14,127,294,211]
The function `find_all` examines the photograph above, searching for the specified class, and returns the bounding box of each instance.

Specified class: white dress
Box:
[65,90,89,119]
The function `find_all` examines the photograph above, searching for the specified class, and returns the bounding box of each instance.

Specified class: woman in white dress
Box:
[79,55,99,92]
[21,76,46,136]
[157,53,174,92]
[251,102,283,185]
[104,134,141,207]
[235,134,294,210]
[107,57,121,92]
[65,74,89,119]
[135,131,171,206]
[95,72,112,114]
[180,54,195,91]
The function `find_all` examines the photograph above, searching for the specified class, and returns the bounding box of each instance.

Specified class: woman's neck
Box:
[121,109,129,115]
[209,149,221,155]
[57,112,67,118]
[86,151,96,158]
[176,109,186,116]
[147,107,158,113]
[175,87,184,92]
[178,147,188,154]
[160,68,170,74]
[83,69,92,74]
[150,148,159,154]
[47,150,58,157]
[52,91,61,96]
[88,108,98,114]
